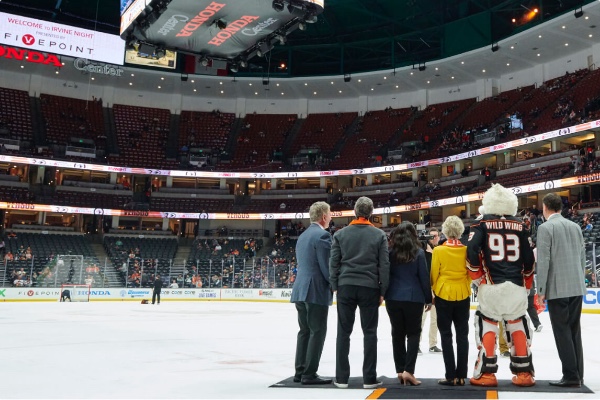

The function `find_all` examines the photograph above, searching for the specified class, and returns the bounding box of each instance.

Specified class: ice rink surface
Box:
[1,301,598,399]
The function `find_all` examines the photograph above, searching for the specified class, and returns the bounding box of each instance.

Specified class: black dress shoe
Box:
[301,377,333,385]
[549,379,581,388]
[293,376,301,383]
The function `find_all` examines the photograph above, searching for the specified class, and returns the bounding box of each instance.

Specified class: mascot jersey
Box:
[467,215,534,288]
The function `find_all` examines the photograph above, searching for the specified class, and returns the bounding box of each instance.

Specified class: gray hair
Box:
[309,201,330,223]
[354,196,374,219]
[442,215,465,239]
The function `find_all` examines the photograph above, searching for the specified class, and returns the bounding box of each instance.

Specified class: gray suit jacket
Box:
[291,223,333,306]
[536,213,586,300]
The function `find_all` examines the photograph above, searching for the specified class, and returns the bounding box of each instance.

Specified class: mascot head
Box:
[481,183,517,216]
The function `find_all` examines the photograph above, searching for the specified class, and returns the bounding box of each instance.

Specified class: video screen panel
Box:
[124,42,177,69]
[121,0,134,15]
[120,0,148,35]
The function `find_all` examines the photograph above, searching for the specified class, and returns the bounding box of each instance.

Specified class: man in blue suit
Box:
[291,201,333,385]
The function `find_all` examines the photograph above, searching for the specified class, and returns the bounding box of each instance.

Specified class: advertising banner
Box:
[1,287,598,312]
[0,12,126,65]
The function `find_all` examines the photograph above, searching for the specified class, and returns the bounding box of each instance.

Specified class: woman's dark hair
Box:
[390,221,421,264]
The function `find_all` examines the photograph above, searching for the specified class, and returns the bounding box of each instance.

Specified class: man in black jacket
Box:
[152,276,163,304]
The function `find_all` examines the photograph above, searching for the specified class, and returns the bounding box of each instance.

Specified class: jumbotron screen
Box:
[121,0,325,60]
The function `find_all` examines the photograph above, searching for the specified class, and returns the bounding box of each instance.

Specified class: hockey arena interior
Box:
[1,0,600,399]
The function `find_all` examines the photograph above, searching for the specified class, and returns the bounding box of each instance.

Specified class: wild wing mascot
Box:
[467,184,535,387]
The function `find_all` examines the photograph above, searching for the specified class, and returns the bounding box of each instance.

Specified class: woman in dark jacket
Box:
[385,222,432,385]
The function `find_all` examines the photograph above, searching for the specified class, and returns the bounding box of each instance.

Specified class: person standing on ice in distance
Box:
[290,201,333,385]
[467,184,536,388]
[152,275,163,304]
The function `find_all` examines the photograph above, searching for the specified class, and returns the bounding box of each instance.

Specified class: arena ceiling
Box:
[0,0,599,99]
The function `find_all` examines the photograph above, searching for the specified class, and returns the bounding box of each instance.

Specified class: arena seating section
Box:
[103,236,178,285]
[149,197,233,213]
[179,110,235,151]
[0,87,33,146]
[2,233,103,287]
[221,113,296,170]
[109,104,178,169]
[40,94,105,150]
[286,112,357,158]
[1,67,600,216]
[53,189,132,209]
[329,108,412,169]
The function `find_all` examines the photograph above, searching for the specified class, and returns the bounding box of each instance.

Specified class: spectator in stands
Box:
[4,251,13,262]
[169,279,179,289]
[85,275,94,287]
[481,166,491,182]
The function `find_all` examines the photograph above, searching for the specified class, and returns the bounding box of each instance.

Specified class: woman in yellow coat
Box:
[431,216,471,386]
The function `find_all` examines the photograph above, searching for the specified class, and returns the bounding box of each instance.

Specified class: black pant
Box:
[435,296,470,380]
[527,294,541,328]
[294,302,329,379]
[336,285,380,384]
[152,289,160,304]
[385,300,423,374]
[547,296,584,382]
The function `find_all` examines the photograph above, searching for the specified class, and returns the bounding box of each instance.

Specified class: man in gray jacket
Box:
[329,196,390,389]
[291,201,333,385]
[537,193,586,388]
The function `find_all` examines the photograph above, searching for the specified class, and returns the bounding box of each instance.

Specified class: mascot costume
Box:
[467,184,535,387]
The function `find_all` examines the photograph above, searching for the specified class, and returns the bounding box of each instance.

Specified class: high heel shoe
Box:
[401,371,421,386]
[397,373,404,384]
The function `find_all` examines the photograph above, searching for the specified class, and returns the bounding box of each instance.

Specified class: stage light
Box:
[418,63,426,71]
[304,14,318,23]
[200,57,210,67]
[262,77,270,85]
[491,43,499,52]
[256,42,274,57]
[181,74,188,82]
[272,0,285,12]
[575,8,584,18]
[239,59,248,68]
[298,21,307,30]
[344,74,351,83]
[277,34,287,45]
[230,63,239,73]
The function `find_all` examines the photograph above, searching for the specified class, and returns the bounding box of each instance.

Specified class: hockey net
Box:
[60,284,91,302]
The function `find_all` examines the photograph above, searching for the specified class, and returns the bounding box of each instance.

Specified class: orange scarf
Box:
[349,217,373,226]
